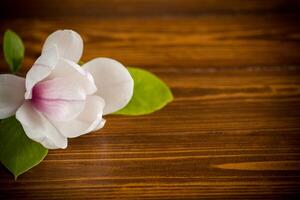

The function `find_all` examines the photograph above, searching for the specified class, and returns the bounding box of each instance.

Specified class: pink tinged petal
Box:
[0,74,25,119]
[53,95,105,138]
[31,97,85,122]
[33,77,87,101]
[25,45,59,99]
[48,58,97,95]
[16,101,67,149]
[82,58,134,115]
[42,30,83,63]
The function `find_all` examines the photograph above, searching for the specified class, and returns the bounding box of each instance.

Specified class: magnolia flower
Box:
[0,30,133,149]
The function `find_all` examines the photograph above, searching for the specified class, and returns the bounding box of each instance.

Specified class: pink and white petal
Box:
[16,101,67,149]
[82,58,134,115]
[47,58,97,95]
[0,74,25,119]
[53,95,105,138]
[32,97,85,122]
[25,45,59,99]
[42,30,83,63]
[33,77,87,101]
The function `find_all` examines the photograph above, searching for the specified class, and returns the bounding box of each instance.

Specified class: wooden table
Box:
[1,0,300,199]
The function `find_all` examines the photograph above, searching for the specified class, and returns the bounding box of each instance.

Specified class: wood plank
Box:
[1,15,300,73]
[0,10,300,200]
[1,0,300,18]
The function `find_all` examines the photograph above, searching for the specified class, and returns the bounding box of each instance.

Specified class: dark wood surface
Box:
[1,0,300,199]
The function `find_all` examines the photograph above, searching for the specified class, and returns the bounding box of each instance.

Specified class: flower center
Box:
[30,80,85,122]
[31,82,46,110]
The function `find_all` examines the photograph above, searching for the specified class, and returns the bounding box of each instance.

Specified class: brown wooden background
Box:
[1,0,300,199]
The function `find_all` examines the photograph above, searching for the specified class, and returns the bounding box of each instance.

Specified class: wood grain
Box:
[1,0,300,199]
[1,0,300,18]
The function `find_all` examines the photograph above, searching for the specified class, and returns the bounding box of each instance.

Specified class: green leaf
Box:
[3,29,25,73]
[114,67,173,115]
[0,116,48,179]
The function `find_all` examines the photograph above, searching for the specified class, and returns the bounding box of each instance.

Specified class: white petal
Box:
[42,30,83,63]
[0,74,25,119]
[25,45,59,99]
[82,58,134,115]
[48,58,97,95]
[93,118,106,131]
[16,101,67,149]
[53,95,105,138]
